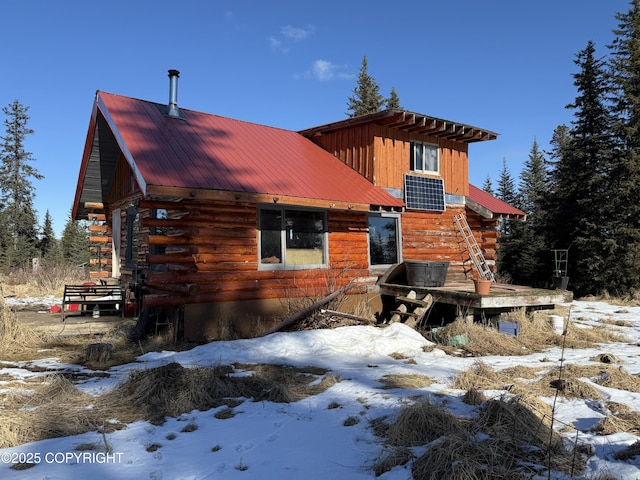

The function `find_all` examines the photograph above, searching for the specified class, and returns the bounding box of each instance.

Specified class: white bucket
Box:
[549,315,565,335]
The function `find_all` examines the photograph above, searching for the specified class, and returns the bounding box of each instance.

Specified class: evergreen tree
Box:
[0,100,42,269]
[496,158,518,208]
[60,211,90,268]
[511,139,550,286]
[39,210,55,256]
[481,175,494,195]
[546,42,616,295]
[607,0,640,294]
[39,209,62,265]
[346,56,385,117]
[495,158,520,281]
[386,86,402,110]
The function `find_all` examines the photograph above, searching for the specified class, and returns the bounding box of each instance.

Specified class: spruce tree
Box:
[481,175,494,194]
[495,158,520,282]
[546,42,616,295]
[386,86,402,110]
[513,139,550,286]
[60,211,90,268]
[0,100,42,269]
[608,0,640,294]
[39,209,62,265]
[346,56,385,117]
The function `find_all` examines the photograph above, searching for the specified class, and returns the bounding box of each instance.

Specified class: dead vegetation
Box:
[373,394,586,479]
[423,307,627,357]
[379,373,435,390]
[0,361,340,448]
[449,360,640,402]
[1,266,87,299]
[0,289,46,356]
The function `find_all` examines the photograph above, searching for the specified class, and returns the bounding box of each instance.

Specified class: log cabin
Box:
[71,70,525,340]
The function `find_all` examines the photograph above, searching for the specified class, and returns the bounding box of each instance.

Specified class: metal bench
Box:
[61,283,125,321]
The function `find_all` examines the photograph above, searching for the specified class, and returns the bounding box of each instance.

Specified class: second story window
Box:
[410,141,439,174]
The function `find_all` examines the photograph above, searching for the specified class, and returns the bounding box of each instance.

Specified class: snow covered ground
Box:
[1,298,640,479]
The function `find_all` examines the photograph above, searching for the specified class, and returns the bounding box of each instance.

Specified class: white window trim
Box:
[411,141,440,175]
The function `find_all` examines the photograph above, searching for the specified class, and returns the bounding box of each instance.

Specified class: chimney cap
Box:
[168,69,180,77]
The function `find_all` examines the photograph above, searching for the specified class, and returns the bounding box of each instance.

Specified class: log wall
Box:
[401,207,499,279]
[119,199,373,308]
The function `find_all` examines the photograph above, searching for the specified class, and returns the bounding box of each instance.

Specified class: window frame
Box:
[410,140,440,174]
[367,212,402,267]
[258,205,328,270]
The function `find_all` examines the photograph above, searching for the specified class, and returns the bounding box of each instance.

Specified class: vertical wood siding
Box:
[309,125,469,195]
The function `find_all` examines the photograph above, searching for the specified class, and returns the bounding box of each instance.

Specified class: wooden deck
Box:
[376,262,573,322]
[379,279,572,312]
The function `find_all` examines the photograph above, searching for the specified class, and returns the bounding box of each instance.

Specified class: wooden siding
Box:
[401,207,499,279]
[309,124,469,195]
[112,199,372,308]
[310,124,376,183]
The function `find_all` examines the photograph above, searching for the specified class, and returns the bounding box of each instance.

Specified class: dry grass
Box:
[591,412,640,436]
[0,361,340,448]
[0,374,109,449]
[385,398,469,447]
[378,393,585,479]
[615,440,640,460]
[0,293,46,356]
[424,307,627,358]
[462,387,487,405]
[1,266,88,298]
[379,373,434,390]
[593,366,640,393]
[451,361,612,400]
[450,360,532,391]
[103,362,339,425]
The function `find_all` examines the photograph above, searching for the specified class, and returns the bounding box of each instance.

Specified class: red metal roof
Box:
[468,184,526,218]
[96,92,404,208]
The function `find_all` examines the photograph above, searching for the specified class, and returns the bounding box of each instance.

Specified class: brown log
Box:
[319,309,375,324]
[89,235,109,243]
[260,285,351,336]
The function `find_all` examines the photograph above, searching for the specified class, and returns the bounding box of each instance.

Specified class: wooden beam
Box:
[84,202,104,210]
[145,185,373,212]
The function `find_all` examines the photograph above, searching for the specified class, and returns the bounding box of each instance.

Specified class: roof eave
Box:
[300,109,499,144]
[145,185,404,212]
[466,197,527,221]
[96,93,147,195]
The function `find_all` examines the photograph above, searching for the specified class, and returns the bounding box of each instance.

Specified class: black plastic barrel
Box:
[404,261,449,287]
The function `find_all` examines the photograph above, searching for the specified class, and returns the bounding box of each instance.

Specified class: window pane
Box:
[284,210,325,265]
[414,143,423,171]
[368,216,398,265]
[151,209,168,255]
[425,145,438,172]
[260,209,282,263]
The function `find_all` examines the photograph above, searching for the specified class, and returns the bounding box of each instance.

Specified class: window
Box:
[259,207,327,268]
[150,208,168,255]
[368,214,401,266]
[124,206,139,267]
[410,141,439,173]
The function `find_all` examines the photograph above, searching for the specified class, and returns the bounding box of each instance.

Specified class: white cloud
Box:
[281,25,315,41]
[294,60,354,81]
[270,24,315,53]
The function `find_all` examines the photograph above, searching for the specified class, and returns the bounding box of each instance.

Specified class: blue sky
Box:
[1,1,630,236]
